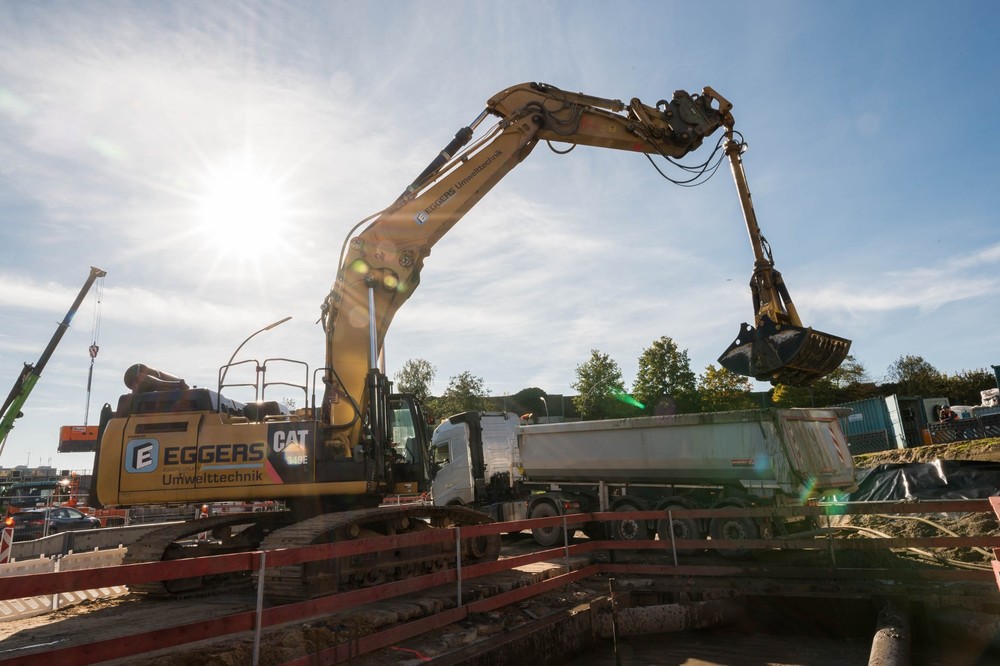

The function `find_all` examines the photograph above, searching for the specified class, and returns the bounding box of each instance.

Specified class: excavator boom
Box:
[319,83,740,452]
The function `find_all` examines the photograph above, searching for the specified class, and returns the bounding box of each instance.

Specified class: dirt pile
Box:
[853,437,1000,467]
[846,436,1000,567]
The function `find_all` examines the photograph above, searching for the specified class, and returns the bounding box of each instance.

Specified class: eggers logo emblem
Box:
[125,439,159,473]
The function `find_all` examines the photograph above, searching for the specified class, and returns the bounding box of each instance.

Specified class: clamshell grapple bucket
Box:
[718,317,851,387]
[718,133,851,387]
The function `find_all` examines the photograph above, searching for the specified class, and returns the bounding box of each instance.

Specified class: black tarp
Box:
[847,459,1000,502]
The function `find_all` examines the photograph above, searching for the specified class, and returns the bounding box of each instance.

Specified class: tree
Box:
[697,364,755,412]
[509,386,549,422]
[632,336,698,414]
[773,354,878,407]
[941,368,997,405]
[884,355,944,397]
[571,350,635,420]
[824,354,879,402]
[393,358,436,405]
[428,370,492,419]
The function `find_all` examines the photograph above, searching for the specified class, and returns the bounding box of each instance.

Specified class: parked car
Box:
[3,507,101,541]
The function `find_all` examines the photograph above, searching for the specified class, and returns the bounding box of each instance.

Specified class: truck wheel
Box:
[530,503,565,548]
[656,504,702,553]
[709,515,759,559]
[611,502,648,541]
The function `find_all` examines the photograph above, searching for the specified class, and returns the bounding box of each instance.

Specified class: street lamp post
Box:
[540,396,550,422]
[219,316,292,390]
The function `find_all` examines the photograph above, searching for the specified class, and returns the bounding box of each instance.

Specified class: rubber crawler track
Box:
[123,512,293,597]
[122,506,500,601]
[258,505,501,603]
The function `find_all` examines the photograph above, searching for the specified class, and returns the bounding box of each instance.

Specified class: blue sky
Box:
[1,1,998,471]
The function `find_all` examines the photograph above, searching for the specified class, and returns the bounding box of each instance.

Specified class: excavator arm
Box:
[716,134,851,385]
[319,82,848,455]
[319,83,736,454]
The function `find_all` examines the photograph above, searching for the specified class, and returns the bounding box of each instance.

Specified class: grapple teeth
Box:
[718,318,851,387]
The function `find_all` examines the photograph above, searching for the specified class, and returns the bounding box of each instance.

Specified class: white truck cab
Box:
[431,412,521,506]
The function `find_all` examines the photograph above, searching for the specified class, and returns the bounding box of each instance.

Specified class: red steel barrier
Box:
[1,500,997,665]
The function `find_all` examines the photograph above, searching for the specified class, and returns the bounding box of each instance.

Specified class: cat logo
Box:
[272,428,311,453]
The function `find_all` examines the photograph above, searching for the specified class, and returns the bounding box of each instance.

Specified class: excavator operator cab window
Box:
[389,399,419,464]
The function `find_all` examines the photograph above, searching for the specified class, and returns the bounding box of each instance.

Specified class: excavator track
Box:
[122,506,500,602]
[123,512,293,597]
[257,505,501,603]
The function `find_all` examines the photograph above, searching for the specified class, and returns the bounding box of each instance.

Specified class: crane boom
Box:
[0,266,107,458]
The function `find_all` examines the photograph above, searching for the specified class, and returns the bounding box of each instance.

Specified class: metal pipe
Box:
[455,526,463,607]
[594,599,745,638]
[253,551,266,666]
[868,601,910,666]
[368,285,377,370]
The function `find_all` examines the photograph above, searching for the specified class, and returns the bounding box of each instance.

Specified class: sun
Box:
[195,154,290,260]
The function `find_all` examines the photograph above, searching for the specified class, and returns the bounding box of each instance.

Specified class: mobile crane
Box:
[90,83,850,601]
[1,266,106,460]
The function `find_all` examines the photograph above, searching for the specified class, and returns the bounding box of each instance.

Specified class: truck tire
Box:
[708,514,759,559]
[611,501,648,542]
[530,502,565,548]
[656,503,702,553]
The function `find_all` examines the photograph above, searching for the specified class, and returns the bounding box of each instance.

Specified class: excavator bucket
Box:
[717,317,851,387]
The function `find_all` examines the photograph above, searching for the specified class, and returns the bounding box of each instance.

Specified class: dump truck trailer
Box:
[430,408,856,552]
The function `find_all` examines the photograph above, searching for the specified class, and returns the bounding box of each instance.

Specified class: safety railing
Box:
[1,499,997,666]
[928,412,1000,443]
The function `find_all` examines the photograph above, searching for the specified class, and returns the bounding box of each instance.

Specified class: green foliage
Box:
[825,355,880,403]
[426,370,492,420]
[772,354,879,408]
[632,336,699,414]
[941,368,997,405]
[883,354,945,397]
[393,358,436,405]
[697,364,755,412]
[571,350,638,420]
[509,387,549,421]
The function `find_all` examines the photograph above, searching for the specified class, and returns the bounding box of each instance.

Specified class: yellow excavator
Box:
[90,82,849,601]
